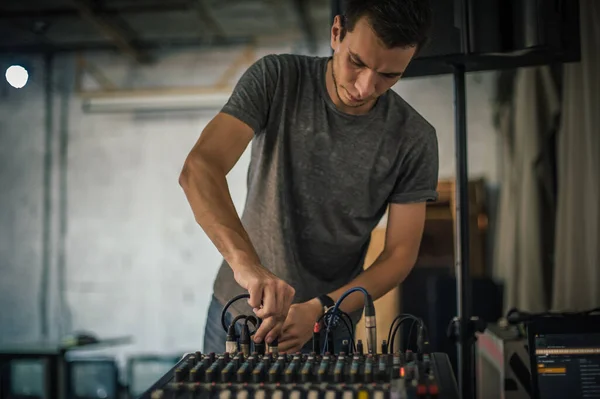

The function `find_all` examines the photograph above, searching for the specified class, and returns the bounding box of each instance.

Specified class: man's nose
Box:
[355,70,376,99]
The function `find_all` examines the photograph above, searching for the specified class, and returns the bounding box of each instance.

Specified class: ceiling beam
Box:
[189,0,225,39]
[0,36,254,55]
[67,0,151,63]
[292,0,317,53]
[0,2,191,19]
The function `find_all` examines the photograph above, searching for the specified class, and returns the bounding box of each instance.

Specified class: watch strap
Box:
[317,294,335,310]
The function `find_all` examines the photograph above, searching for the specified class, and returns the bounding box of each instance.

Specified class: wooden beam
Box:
[68,0,151,63]
[77,85,235,99]
[189,0,225,39]
[214,43,256,89]
[76,54,118,91]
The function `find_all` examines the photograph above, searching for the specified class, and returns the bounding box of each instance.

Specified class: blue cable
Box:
[322,287,370,355]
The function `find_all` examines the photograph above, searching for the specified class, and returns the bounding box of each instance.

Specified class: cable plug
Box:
[312,322,321,353]
[267,337,279,357]
[364,294,377,354]
[254,340,265,356]
[356,339,364,355]
[240,322,251,357]
[226,324,238,354]
[416,323,429,360]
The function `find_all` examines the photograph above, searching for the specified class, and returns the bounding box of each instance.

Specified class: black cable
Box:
[387,314,419,346]
[221,293,254,332]
[405,319,418,352]
[387,314,421,353]
[221,293,263,350]
[389,315,427,354]
[318,308,356,353]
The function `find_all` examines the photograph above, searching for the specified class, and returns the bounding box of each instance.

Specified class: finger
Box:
[278,339,300,354]
[283,285,295,315]
[280,324,297,341]
[261,283,277,319]
[282,320,294,334]
[253,307,270,319]
[265,321,283,344]
[247,283,264,310]
[253,316,277,344]
[274,282,286,317]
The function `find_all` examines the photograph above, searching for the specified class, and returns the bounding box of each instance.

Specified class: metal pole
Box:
[41,53,54,340]
[453,63,474,399]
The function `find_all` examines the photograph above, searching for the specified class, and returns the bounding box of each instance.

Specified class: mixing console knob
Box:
[284,355,301,383]
[268,360,283,383]
[429,384,439,396]
[150,390,164,399]
[173,361,190,382]
[288,388,304,399]
[317,355,331,383]
[253,360,271,383]
[357,340,364,354]
[300,355,315,383]
[221,362,235,382]
[190,361,206,382]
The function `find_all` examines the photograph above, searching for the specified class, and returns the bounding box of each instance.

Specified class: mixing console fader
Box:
[139,350,459,399]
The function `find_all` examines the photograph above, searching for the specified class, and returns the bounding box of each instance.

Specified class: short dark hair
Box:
[340,0,433,51]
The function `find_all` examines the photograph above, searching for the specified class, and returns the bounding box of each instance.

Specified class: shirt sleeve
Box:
[388,126,440,204]
[220,54,280,134]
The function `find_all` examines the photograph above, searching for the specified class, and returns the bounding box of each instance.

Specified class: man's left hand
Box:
[277,298,323,353]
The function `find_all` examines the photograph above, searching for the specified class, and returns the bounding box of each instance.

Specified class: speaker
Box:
[405,0,582,77]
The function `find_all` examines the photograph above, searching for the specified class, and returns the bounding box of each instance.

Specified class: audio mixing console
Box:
[141,289,459,398]
[140,349,458,398]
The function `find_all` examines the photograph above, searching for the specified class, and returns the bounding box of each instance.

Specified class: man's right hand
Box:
[234,265,295,345]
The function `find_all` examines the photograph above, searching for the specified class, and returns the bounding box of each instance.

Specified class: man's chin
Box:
[343,98,369,108]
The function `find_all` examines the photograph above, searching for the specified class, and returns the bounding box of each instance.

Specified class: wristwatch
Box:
[317,294,335,317]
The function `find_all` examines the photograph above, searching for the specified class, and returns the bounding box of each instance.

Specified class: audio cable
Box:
[323,287,375,355]
[318,307,356,353]
[387,314,428,355]
[221,293,263,355]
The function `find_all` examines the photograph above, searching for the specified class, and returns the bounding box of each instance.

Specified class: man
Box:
[179,0,438,355]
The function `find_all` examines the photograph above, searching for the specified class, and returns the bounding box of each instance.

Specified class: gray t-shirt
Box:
[212,53,439,319]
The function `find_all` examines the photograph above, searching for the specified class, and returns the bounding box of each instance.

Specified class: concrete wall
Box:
[0,42,500,373]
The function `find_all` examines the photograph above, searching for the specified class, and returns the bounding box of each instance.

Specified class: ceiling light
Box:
[5,65,29,89]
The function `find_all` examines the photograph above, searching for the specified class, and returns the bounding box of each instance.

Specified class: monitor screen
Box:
[533,332,600,399]
[129,360,178,397]
[9,359,46,399]
[70,361,117,399]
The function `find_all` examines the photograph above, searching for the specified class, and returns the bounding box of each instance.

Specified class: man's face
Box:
[330,15,416,111]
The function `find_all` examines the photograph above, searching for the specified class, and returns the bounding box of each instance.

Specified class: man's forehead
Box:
[347,43,413,76]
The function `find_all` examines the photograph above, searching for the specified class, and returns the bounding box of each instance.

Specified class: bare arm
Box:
[179,112,259,272]
[279,202,427,353]
[322,202,427,313]
[179,112,295,344]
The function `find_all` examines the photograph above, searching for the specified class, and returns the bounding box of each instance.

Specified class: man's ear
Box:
[330,15,344,50]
